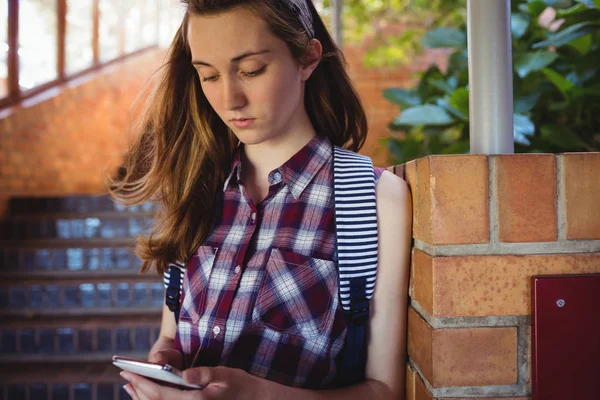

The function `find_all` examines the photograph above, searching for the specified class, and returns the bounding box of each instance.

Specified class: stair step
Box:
[0,238,137,247]
[1,380,131,400]
[0,360,146,399]
[1,322,160,360]
[1,369,132,400]
[0,215,155,240]
[0,280,165,313]
[0,243,144,274]
[0,351,151,365]
[8,195,158,215]
[0,270,157,282]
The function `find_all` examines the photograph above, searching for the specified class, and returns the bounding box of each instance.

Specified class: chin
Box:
[233,130,272,146]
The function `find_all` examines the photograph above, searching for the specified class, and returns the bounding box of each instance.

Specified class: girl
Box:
[111,0,412,399]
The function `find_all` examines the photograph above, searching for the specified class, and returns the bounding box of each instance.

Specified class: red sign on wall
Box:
[531,274,600,400]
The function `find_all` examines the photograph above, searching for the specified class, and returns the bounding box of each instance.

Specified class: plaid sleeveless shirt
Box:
[173,135,385,389]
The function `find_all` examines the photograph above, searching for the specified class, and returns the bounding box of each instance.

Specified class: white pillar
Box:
[467,0,514,154]
[331,0,343,48]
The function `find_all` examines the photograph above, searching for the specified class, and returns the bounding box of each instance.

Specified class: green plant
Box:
[319,0,465,66]
[382,0,600,163]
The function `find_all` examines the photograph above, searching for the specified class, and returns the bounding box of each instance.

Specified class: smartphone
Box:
[112,355,205,390]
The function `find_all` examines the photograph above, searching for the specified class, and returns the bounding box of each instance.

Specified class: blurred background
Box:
[0,0,598,399]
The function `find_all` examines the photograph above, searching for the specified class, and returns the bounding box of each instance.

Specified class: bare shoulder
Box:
[376,170,411,212]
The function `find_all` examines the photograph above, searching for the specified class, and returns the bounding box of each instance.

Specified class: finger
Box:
[123,384,139,400]
[149,349,184,369]
[124,371,202,400]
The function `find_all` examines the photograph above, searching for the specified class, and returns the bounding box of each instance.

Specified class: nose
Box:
[223,76,247,111]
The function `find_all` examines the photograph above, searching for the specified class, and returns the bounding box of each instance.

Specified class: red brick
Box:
[416,155,489,245]
[410,249,433,315]
[408,308,518,388]
[496,154,557,242]
[431,253,600,317]
[563,153,600,239]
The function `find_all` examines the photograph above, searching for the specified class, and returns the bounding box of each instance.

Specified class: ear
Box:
[300,39,323,82]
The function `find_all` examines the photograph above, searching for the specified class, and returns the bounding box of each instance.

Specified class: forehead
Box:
[187,8,278,63]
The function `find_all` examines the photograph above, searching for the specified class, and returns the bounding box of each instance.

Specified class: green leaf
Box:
[430,78,456,95]
[578,0,598,8]
[383,88,421,108]
[544,0,576,8]
[532,22,600,49]
[528,0,548,17]
[392,105,455,126]
[555,3,588,17]
[422,27,467,49]
[436,98,468,121]
[514,114,536,145]
[514,92,541,113]
[568,34,592,54]
[440,125,464,143]
[417,65,445,102]
[448,88,470,118]
[511,13,530,39]
[514,51,559,78]
[542,68,574,98]
[388,135,425,162]
[442,140,470,155]
[447,50,468,73]
[540,125,588,150]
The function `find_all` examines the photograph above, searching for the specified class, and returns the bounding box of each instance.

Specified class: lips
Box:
[231,118,256,128]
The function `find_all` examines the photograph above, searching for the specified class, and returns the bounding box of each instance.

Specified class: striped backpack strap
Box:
[332,145,379,385]
[163,262,185,323]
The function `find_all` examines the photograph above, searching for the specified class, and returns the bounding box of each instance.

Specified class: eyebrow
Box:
[191,50,271,67]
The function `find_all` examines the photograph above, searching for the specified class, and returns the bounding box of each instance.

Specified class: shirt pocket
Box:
[178,245,219,324]
[254,247,338,339]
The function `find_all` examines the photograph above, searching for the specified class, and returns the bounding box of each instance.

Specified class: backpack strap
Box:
[332,145,379,385]
[164,262,185,323]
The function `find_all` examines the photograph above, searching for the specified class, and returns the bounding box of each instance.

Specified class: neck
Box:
[241,106,317,180]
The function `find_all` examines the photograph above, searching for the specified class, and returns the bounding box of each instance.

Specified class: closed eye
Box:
[202,66,266,83]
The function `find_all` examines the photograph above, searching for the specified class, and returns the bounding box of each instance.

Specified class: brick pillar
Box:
[391,153,600,400]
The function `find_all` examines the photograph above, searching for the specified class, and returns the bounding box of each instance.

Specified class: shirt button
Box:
[273,171,282,181]
[251,212,256,223]
[213,325,221,336]
[234,265,241,274]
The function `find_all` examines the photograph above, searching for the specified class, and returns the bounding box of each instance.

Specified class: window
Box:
[0,0,179,109]
[98,0,121,62]
[124,0,143,53]
[66,0,93,75]
[18,0,58,91]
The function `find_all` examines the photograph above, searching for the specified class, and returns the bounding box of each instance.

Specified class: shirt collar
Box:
[222,135,332,200]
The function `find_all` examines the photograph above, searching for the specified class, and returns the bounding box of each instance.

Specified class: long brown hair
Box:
[109,0,369,276]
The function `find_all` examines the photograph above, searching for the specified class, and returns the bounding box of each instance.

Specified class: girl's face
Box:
[187,7,320,147]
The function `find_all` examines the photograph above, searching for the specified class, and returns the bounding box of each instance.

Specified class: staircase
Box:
[0,195,163,400]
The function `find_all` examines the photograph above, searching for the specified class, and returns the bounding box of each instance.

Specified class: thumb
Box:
[148,351,167,364]
[183,367,215,385]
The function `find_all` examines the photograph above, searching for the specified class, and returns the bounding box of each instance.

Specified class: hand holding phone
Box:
[112,355,205,390]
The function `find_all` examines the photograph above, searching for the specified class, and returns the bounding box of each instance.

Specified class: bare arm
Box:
[148,303,182,368]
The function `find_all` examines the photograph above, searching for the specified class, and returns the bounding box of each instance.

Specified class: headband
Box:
[281,0,315,38]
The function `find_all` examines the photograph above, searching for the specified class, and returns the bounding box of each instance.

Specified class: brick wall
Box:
[392,153,600,399]
[0,50,165,218]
